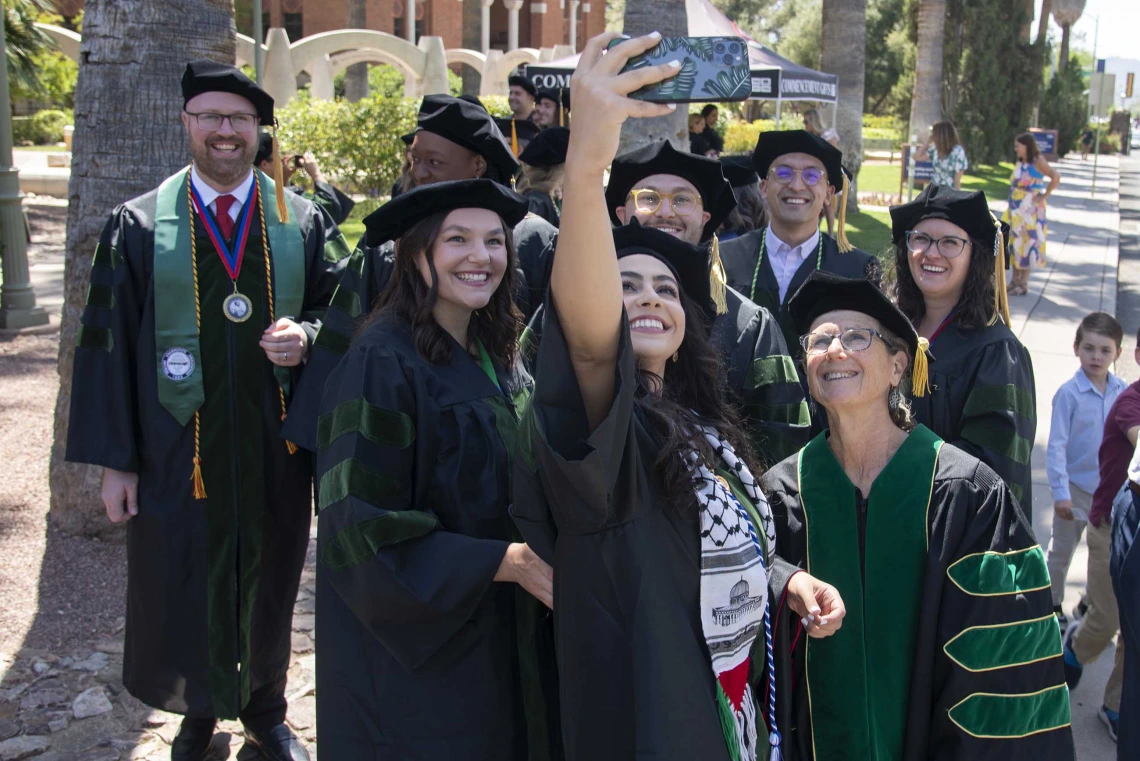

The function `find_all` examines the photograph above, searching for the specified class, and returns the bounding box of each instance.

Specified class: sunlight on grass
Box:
[844,208,894,260]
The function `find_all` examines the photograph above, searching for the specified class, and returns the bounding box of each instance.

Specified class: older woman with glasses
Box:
[759,270,1073,761]
[890,184,1036,507]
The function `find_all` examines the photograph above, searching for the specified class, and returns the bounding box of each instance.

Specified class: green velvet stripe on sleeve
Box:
[323,232,353,264]
[959,419,1033,465]
[946,546,1050,597]
[91,242,123,273]
[947,684,1071,739]
[963,383,1036,421]
[517,405,539,473]
[318,457,405,511]
[329,283,362,318]
[321,510,441,570]
[745,354,800,390]
[85,283,115,310]
[313,324,353,357]
[317,397,415,450]
[943,613,1063,672]
[755,400,812,427]
[76,325,114,352]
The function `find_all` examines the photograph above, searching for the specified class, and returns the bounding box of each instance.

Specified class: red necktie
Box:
[214,194,236,241]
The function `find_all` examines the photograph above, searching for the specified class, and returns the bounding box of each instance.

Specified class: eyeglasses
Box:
[185,111,259,132]
[905,230,970,258]
[769,165,825,186]
[628,188,701,216]
[800,328,884,355]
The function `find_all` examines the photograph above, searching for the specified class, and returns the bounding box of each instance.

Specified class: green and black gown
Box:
[758,428,1075,761]
[908,320,1037,507]
[520,283,810,465]
[523,190,560,227]
[719,228,883,359]
[281,213,558,453]
[511,299,774,761]
[289,180,356,225]
[64,173,350,721]
[314,315,559,760]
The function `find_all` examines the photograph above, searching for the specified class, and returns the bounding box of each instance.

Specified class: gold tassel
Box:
[188,182,207,500]
[272,125,288,221]
[558,89,564,128]
[709,234,728,315]
[836,173,854,253]
[511,120,519,156]
[191,413,207,500]
[286,439,299,455]
[912,337,931,397]
[990,214,1012,327]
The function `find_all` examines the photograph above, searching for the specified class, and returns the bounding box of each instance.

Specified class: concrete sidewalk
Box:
[1012,154,1121,759]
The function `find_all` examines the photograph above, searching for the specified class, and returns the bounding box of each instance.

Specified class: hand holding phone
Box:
[606,36,751,104]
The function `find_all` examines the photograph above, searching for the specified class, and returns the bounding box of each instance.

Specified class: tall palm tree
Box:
[1034,0,1052,46]
[49,0,236,537]
[820,0,865,212]
[344,0,369,102]
[1051,0,1085,67]
[615,0,689,155]
[907,0,945,148]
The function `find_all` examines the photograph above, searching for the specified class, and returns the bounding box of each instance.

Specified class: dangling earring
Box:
[888,385,900,409]
[672,351,679,363]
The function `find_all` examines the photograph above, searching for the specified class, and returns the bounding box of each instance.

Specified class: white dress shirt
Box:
[765,225,820,302]
[190,165,254,223]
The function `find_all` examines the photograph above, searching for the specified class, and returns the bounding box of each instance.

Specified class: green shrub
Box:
[1039,58,1088,157]
[12,109,72,145]
[722,116,806,154]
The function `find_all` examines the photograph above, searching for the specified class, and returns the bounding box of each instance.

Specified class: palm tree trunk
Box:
[821,0,866,213]
[49,0,236,538]
[908,0,946,146]
[1059,23,1071,67]
[615,0,689,156]
[1035,0,1053,45]
[345,0,369,102]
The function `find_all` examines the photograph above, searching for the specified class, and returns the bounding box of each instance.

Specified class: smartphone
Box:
[607,36,751,104]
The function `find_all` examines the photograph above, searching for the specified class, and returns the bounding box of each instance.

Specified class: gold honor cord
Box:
[187,184,208,500]
[256,187,300,455]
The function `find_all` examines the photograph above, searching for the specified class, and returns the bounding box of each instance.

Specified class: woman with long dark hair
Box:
[1004,132,1060,295]
[890,183,1036,507]
[313,179,558,760]
[511,32,845,761]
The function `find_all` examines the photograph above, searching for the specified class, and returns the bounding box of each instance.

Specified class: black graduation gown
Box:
[524,189,561,227]
[65,184,348,719]
[314,316,556,760]
[281,213,558,453]
[758,433,1075,761]
[908,320,1037,507]
[520,282,810,465]
[289,180,356,225]
[1111,487,1139,759]
[719,228,883,357]
[512,298,765,761]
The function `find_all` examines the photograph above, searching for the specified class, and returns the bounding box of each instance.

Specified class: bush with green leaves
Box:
[12,108,72,144]
[1039,58,1089,157]
[722,116,805,155]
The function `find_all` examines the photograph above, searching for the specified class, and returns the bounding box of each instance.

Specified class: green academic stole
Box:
[153,167,305,425]
[796,425,943,761]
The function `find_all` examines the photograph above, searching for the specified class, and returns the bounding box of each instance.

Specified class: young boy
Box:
[1047,312,1127,629]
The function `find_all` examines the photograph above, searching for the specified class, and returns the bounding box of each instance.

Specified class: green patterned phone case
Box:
[607,36,752,104]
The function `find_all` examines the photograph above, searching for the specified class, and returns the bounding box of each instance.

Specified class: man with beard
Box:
[508,74,537,121]
[65,61,350,761]
[280,94,558,453]
[255,133,355,225]
[719,130,881,356]
[534,88,569,129]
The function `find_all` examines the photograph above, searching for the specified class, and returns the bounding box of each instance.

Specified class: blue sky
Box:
[1036,0,1138,61]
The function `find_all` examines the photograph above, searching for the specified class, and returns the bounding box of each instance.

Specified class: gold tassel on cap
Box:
[836,173,854,253]
[511,120,519,156]
[558,89,564,128]
[912,336,931,397]
[272,124,289,221]
[709,234,729,315]
[990,213,1012,327]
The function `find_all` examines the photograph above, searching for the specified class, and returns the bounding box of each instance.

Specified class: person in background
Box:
[917,121,968,190]
[1004,132,1060,296]
[255,133,355,225]
[508,74,537,121]
[1112,437,1140,759]
[801,109,840,236]
[689,112,714,156]
[718,155,767,240]
[1046,312,1127,630]
[697,103,724,156]
[517,126,569,227]
[1063,328,1140,745]
[1081,127,1095,161]
[390,132,415,198]
[534,88,569,129]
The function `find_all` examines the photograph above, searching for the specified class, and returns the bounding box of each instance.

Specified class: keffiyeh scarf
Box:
[691,425,781,761]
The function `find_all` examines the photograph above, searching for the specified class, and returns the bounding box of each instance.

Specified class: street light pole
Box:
[0,6,47,329]
[1091,16,1103,194]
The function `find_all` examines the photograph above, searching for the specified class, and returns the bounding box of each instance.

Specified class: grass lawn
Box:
[857,161,1014,206]
[339,220,365,248]
[14,144,67,152]
[843,208,894,259]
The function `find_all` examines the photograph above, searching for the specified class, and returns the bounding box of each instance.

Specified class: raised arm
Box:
[553,31,676,430]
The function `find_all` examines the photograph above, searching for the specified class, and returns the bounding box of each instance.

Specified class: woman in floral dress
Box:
[1004,132,1060,295]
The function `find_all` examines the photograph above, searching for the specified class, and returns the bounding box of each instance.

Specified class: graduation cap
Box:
[536,87,570,126]
[788,271,931,396]
[752,129,855,252]
[508,74,537,97]
[890,184,1011,328]
[719,155,759,188]
[416,94,520,183]
[400,132,416,146]
[361,178,528,248]
[181,60,289,221]
[606,140,737,242]
[614,220,717,327]
[495,118,542,156]
[519,127,570,167]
